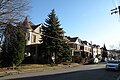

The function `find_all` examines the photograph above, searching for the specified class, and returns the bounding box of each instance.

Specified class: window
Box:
[80,46,84,50]
[74,44,77,49]
[88,48,91,52]
[85,47,87,51]
[27,33,30,40]
[39,27,43,34]
[32,35,36,42]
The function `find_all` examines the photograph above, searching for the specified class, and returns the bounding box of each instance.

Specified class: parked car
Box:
[88,58,99,64]
[105,60,120,71]
[101,57,107,62]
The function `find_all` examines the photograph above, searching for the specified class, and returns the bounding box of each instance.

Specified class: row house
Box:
[66,36,82,62]
[66,36,81,56]
[66,36,92,62]
[81,41,92,59]
[66,36,103,62]
[92,44,102,59]
[66,37,93,58]
[107,49,120,60]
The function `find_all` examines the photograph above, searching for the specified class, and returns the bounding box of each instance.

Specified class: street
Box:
[0,63,120,80]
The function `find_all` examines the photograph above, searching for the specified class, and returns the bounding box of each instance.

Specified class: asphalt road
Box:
[1,64,120,80]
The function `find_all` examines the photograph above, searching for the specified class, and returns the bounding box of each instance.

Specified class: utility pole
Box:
[111,6,120,15]
[90,41,93,58]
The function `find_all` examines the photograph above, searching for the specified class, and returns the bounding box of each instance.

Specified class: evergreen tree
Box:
[41,9,71,64]
[1,24,25,67]
[14,27,25,66]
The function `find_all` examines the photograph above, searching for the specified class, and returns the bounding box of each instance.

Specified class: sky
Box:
[28,0,120,49]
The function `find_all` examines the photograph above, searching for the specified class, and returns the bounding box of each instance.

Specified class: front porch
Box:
[23,44,40,64]
[71,50,82,63]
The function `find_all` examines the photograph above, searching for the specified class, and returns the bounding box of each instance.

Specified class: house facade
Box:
[92,44,102,59]
[107,49,120,60]
[80,41,92,59]
[20,17,104,63]
[67,37,81,56]
[66,36,82,62]
[25,24,43,45]
[66,36,104,63]
[66,36,102,63]
[20,17,43,63]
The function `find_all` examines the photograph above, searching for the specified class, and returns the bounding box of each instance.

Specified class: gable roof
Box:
[92,44,100,48]
[31,24,41,30]
[81,40,91,46]
[81,41,87,45]
[67,36,79,42]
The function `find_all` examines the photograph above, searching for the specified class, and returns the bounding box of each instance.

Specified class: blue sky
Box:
[28,0,120,49]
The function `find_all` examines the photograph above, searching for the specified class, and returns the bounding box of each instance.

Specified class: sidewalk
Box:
[0,63,80,77]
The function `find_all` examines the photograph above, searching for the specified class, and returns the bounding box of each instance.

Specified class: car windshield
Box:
[107,61,120,64]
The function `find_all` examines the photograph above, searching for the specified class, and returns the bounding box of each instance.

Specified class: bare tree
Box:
[0,0,31,26]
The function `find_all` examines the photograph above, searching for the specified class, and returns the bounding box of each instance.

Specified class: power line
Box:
[39,33,68,42]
